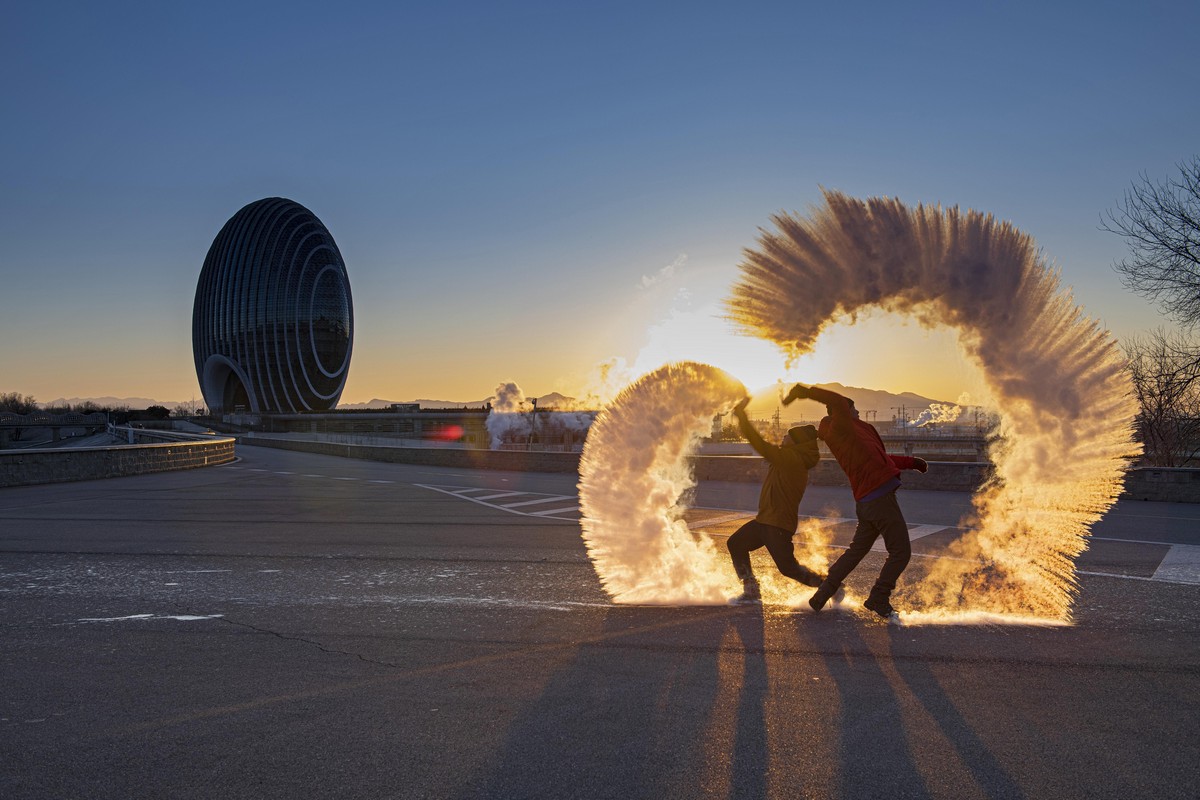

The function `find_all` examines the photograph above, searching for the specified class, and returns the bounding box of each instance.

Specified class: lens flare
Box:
[429,424,464,442]
[726,191,1139,621]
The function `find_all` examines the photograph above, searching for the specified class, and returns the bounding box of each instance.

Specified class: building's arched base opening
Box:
[201,355,259,415]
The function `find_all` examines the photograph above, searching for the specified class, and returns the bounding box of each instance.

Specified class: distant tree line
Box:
[0,392,192,424]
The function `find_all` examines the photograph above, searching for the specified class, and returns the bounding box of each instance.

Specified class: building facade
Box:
[192,198,354,414]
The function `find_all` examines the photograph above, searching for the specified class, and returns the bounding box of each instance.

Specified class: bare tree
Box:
[1103,156,1200,328]
[0,392,38,414]
[1124,329,1200,467]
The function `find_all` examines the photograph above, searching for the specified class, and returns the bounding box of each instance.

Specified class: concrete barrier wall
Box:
[241,435,578,473]
[240,435,1200,503]
[1121,467,1200,503]
[0,431,237,489]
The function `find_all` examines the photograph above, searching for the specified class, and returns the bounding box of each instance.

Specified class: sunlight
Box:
[630,303,802,393]
[630,302,994,404]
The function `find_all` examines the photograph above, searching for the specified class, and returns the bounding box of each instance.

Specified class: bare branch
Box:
[1103,156,1200,328]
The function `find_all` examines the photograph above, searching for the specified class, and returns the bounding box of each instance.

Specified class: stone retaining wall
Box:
[1122,467,1200,503]
[0,431,236,488]
[240,435,1200,502]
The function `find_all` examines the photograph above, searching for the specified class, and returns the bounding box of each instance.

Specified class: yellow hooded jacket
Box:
[737,416,821,533]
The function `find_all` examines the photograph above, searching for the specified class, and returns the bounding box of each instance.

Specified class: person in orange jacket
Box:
[784,384,928,621]
[726,397,832,604]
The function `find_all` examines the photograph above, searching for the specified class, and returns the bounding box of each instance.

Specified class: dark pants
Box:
[727,519,823,587]
[825,490,911,599]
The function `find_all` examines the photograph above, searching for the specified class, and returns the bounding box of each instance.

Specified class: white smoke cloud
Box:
[491,381,527,413]
[578,362,750,604]
[486,380,599,449]
[640,253,687,289]
[910,402,963,427]
[723,191,1139,620]
[486,381,532,448]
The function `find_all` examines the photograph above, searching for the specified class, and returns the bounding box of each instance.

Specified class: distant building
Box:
[192,198,354,414]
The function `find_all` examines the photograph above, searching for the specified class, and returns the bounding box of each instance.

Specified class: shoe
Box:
[808,580,839,612]
[863,595,895,619]
[732,580,761,605]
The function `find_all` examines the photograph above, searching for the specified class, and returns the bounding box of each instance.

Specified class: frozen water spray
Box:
[577,193,1136,619]
[726,191,1139,620]
[578,362,749,604]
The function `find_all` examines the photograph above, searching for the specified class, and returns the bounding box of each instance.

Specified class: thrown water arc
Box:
[577,362,748,605]
[725,191,1139,620]
[578,193,1137,621]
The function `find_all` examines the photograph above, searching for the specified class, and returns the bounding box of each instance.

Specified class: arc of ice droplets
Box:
[580,191,1139,621]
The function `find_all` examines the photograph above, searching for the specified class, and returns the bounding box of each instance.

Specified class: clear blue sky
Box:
[2,1,1196,405]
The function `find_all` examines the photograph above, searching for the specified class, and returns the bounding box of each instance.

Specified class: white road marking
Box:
[414,484,579,520]
[1152,544,1200,584]
[872,524,948,552]
[529,506,581,516]
[402,483,1199,585]
[502,496,574,508]
[77,614,224,623]
[473,492,525,501]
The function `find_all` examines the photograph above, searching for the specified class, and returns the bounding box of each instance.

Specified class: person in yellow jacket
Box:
[727,397,834,604]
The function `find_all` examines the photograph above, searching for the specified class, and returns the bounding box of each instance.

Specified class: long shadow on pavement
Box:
[887,627,1026,800]
[803,616,930,799]
[458,605,772,800]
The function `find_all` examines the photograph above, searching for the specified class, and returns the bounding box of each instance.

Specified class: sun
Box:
[629,302,803,393]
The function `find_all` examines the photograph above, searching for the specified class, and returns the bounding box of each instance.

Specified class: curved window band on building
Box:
[192,198,353,414]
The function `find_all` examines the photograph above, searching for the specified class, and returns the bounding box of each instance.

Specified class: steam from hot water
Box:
[579,192,1138,621]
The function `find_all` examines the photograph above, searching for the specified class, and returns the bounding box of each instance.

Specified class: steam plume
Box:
[911,402,963,428]
[578,362,749,604]
[727,191,1139,620]
[485,381,531,448]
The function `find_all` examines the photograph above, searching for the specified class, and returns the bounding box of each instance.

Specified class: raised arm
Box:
[784,384,854,428]
[732,398,794,465]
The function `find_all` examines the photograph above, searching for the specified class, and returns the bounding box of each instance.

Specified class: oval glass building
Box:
[193,198,353,414]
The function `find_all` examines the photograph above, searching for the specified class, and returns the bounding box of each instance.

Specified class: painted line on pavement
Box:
[414,484,580,521]
[529,506,581,517]
[1152,544,1200,585]
[872,524,948,552]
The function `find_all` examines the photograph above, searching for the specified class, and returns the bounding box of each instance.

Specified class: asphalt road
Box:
[2,445,1198,800]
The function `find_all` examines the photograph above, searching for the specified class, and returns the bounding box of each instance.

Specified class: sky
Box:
[2,1,1197,407]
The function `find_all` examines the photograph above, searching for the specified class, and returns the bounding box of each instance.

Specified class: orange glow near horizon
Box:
[624,304,993,405]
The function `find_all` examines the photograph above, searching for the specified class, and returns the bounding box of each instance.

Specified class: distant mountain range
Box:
[742,383,964,425]
[41,385,966,421]
[43,396,191,410]
[339,392,576,410]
